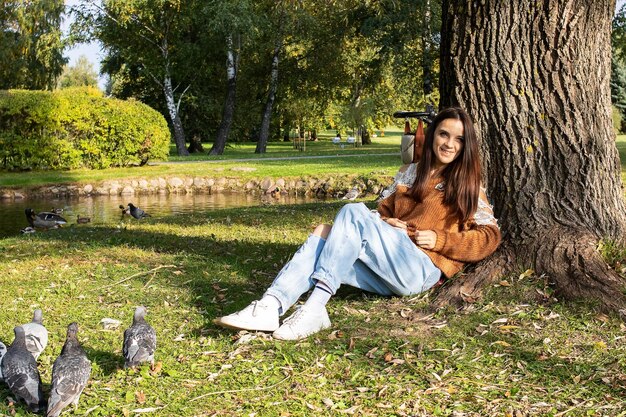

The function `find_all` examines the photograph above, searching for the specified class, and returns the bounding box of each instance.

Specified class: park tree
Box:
[437,0,626,313]
[57,55,99,89]
[205,0,256,156]
[0,0,66,90]
[74,0,208,156]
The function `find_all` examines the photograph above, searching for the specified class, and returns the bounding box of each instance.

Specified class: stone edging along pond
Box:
[0,169,393,201]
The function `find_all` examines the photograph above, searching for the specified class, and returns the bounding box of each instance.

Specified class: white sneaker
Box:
[273,305,331,340]
[214,301,280,332]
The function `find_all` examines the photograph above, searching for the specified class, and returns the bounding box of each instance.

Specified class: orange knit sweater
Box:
[377,164,501,278]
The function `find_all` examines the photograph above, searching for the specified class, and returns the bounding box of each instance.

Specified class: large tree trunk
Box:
[437,0,626,313]
[164,73,189,156]
[255,39,281,154]
[421,0,433,97]
[209,34,239,156]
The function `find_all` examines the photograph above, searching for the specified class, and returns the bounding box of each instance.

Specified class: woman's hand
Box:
[385,217,408,230]
[414,230,437,249]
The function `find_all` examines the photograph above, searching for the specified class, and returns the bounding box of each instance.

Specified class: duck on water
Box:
[24,209,67,229]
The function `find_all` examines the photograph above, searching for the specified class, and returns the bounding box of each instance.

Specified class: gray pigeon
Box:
[21,309,48,360]
[0,340,7,381]
[47,323,92,417]
[127,203,150,220]
[342,187,360,201]
[123,306,156,368]
[1,326,45,413]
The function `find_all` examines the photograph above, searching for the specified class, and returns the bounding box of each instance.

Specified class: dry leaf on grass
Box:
[135,391,146,404]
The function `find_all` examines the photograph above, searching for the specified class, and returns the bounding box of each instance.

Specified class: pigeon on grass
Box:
[46,323,91,417]
[341,187,360,201]
[123,306,157,368]
[21,309,48,360]
[1,326,46,413]
[0,340,6,381]
[22,309,48,360]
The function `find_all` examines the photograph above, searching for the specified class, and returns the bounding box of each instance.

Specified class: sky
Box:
[63,0,106,88]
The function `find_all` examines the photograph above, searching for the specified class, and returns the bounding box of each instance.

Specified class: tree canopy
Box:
[0,0,66,90]
[69,0,440,154]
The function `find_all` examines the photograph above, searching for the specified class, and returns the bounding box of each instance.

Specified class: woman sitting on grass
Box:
[215,107,502,340]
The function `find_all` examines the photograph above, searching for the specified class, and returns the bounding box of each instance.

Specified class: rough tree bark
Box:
[436,0,626,314]
[209,34,239,156]
[422,0,433,97]
[255,37,281,154]
[163,72,189,156]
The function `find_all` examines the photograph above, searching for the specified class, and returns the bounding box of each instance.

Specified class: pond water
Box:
[0,193,319,239]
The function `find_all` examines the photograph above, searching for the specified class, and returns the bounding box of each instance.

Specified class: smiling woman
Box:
[215,107,502,341]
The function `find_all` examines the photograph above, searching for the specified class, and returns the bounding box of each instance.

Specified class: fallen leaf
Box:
[499,280,511,287]
[328,330,343,340]
[337,405,360,414]
[306,403,322,412]
[365,347,378,359]
[383,352,393,362]
[595,313,609,323]
[100,318,122,330]
[322,398,334,408]
[519,269,534,280]
[135,391,146,404]
[150,362,163,375]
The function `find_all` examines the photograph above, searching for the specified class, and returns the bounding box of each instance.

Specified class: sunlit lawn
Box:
[166,128,404,161]
[0,128,404,189]
[1,201,625,416]
[0,132,625,416]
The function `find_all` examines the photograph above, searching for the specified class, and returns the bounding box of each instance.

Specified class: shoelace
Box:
[282,307,305,326]
[248,301,260,317]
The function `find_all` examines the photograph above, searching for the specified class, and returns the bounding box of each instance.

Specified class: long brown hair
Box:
[409,107,482,227]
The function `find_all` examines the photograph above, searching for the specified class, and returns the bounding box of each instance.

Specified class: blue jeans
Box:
[264,203,442,312]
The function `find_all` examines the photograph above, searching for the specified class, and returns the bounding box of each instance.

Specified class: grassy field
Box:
[0,202,625,416]
[0,129,404,189]
[0,134,625,416]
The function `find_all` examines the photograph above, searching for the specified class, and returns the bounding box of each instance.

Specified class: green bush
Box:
[0,87,170,170]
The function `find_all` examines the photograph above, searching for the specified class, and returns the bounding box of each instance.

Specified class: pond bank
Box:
[0,170,392,200]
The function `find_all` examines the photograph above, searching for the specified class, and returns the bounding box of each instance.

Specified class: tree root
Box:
[433,229,626,316]
[535,229,626,315]
[433,244,514,309]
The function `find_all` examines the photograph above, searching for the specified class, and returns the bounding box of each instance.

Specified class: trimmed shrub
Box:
[0,87,170,170]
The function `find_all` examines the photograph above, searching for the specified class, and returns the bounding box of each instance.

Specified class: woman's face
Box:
[432,118,464,169]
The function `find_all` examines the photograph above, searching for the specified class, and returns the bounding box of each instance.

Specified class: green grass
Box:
[0,202,625,416]
[167,128,403,162]
[0,128,404,189]
[0,132,625,415]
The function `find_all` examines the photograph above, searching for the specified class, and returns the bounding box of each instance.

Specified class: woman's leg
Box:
[263,224,331,311]
[312,203,441,295]
[215,225,331,331]
[273,203,441,340]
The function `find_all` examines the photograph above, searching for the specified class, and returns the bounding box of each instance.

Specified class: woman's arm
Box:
[425,188,501,262]
[377,163,416,219]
